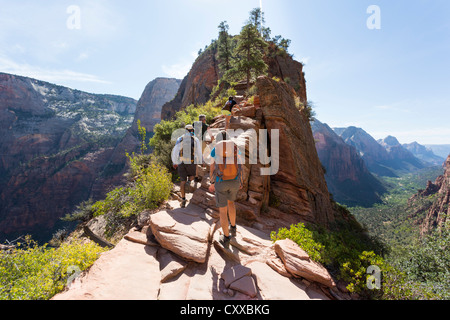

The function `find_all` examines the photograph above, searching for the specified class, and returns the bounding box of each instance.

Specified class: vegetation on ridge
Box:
[0,237,106,300]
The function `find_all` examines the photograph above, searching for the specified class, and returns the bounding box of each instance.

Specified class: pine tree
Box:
[248,8,271,40]
[231,23,268,90]
[217,21,233,74]
[248,8,265,34]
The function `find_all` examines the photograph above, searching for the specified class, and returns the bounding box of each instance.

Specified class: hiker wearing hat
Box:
[172,124,203,208]
[209,131,244,247]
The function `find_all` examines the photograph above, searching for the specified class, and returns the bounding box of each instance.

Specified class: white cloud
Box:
[162,63,191,79]
[0,55,110,84]
[77,52,90,61]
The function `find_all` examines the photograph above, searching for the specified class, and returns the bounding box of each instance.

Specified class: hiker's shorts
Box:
[215,179,240,208]
[178,164,197,182]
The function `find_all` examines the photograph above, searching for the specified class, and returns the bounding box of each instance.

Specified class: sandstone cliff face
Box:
[110,78,181,167]
[312,120,386,207]
[161,44,307,121]
[410,156,450,235]
[256,77,334,226]
[0,73,139,241]
[0,73,180,242]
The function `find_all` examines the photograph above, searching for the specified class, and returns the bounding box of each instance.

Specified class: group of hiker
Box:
[171,97,241,247]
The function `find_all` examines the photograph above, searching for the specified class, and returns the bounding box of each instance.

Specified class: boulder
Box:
[149,209,212,264]
[274,239,336,288]
[233,105,257,118]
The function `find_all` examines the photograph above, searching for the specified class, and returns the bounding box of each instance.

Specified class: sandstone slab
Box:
[221,265,252,288]
[229,276,258,298]
[246,261,310,300]
[52,239,161,300]
[158,248,188,283]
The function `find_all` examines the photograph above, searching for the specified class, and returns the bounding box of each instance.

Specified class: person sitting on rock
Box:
[209,131,244,247]
[172,125,203,208]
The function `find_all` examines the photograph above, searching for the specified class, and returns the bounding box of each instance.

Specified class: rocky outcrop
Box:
[312,119,386,207]
[409,156,450,235]
[149,206,215,264]
[265,43,307,104]
[257,76,335,226]
[274,239,335,288]
[161,43,307,121]
[190,76,345,231]
[161,48,220,120]
[51,75,357,301]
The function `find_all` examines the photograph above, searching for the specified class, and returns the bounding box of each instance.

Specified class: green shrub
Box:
[92,154,172,220]
[270,221,440,299]
[271,223,323,262]
[0,237,106,300]
[271,222,386,298]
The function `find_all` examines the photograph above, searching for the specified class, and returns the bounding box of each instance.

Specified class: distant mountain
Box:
[403,142,445,166]
[424,144,450,159]
[0,73,179,243]
[333,127,429,177]
[333,126,397,177]
[312,120,386,207]
[378,136,427,171]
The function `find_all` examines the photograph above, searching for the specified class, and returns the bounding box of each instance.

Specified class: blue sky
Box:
[0,0,449,144]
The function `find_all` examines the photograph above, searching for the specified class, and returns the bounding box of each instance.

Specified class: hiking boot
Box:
[230,225,237,238]
[181,198,187,208]
[218,234,231,248]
